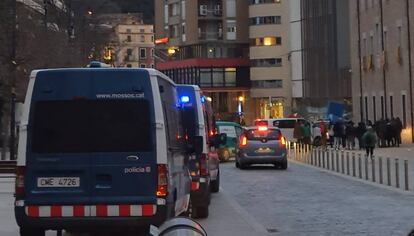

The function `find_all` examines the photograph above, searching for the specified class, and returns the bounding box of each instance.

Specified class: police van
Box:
[177,85,222,218]
[14,66,192,235]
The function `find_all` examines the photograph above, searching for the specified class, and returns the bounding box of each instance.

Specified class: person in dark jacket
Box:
[362,126,377,159]
[356,122,366,149]
[333,120,344,150]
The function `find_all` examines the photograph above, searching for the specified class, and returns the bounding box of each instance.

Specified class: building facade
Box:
[249,0,292,119]
[155,0,254,124]
[350,0,414,143]
[295,0,351,119]
[107,14,155,68]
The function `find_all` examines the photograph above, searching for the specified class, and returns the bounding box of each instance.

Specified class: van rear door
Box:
[25,69,157,208]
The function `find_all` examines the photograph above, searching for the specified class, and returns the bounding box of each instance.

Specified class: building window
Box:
[127,64,132,68]
[151,36,154,42]
[226,0,236,17]
[169,24,179,38]
[164,4,169,24]
[250,0,281,4]
[127,35,131,42]
[169,2,180,17]
[251,58,282,67]
[254,37,282,46]
[402,94,407,128]
[252,80,283,88]
[365,96,369,122]
[151,48,154,58]
[126,48,132,56]
[140,48,146,59]
[181,0,186,19]
[250,16,281,25]
[226,20,237,40]
[140,64,146,68]
[372,96,376,122]
[140,29,145,33]
[151,64,154,68]
[140,35,145,42]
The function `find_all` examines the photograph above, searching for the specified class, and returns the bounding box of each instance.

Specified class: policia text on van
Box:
[14,67,197,236]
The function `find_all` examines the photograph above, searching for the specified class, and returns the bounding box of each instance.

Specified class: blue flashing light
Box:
[180,96,190,103]
[201,96,206,104]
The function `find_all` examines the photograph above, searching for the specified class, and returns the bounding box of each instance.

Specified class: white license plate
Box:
[37,177,80,188]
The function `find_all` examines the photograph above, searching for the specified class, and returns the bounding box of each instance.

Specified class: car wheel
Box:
[20,228,45,236]
[280,160,288,170]
[210,169,220,193]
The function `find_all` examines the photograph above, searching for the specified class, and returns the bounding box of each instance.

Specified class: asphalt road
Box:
[1,161,414,236]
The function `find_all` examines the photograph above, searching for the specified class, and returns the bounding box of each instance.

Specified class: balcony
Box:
[198,31,223,41]
[198,4,223,19]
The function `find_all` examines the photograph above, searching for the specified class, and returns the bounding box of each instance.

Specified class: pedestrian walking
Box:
[333,120,344,150]
[356,122,366,149]
[293,121,303,143]
[362,126,377,160]
[345,121,355,150]
[300,122,311,145]
[319,120,328,150]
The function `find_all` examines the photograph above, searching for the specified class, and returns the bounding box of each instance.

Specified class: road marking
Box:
[219,187,269,234]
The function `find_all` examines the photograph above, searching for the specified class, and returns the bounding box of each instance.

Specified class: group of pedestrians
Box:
[328,117,403,159]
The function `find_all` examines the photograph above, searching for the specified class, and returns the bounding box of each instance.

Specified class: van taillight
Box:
[15,166,25,198]
[157,164,168,197]
[240,135,247,147]
[199,154,208,176]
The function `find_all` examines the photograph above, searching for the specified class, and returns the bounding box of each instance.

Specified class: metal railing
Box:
[0,160,17,175]
[287,142,412,192]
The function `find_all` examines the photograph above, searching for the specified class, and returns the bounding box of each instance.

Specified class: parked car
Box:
[15,65,192,236]
[236,126,288,170]
[215,121,243,161]
[177,85,224,218]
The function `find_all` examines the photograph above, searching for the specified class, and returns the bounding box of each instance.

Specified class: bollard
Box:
[341,151,345,174]
[379,157,383,184]
[318,149,321,167]
[322,150,326,169]
[396,159,400,189]
[327,150,330,170]
[365,155,369,180]
[405,160,409,191]
[346,152,350,175]
[371,157,376,182]
[352,153,356,177]
[331,150,335,171]
[336,151,339,172]
[358,153,362,179]
[387,158,391,186]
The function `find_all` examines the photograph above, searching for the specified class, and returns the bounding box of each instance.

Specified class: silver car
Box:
[235,126,288,169]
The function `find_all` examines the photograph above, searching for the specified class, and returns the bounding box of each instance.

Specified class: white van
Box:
[255,118,310,142]
[15,66,192,235]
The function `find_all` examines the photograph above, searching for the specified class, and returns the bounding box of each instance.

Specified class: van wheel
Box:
[210,169,220,193]
[193,206,209,219]
[20,228,45,236]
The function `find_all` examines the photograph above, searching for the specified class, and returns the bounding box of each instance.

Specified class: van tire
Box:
[193,206,209,219]
[210,169,220,193]
[20,228,45,236]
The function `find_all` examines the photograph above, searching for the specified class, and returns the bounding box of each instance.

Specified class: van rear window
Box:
[31,100,152,153]
[273,120,295,129]
[246,129,281,140]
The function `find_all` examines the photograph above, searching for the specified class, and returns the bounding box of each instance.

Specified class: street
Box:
[2,160,414,236]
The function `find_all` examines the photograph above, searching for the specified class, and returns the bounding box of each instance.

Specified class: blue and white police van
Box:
[14,66,192,235]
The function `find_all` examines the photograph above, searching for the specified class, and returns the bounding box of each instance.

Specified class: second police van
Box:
[14,65,193,235]
[177,85,223,218]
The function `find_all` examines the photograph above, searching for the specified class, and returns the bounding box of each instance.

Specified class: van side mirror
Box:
[193,136,203,155]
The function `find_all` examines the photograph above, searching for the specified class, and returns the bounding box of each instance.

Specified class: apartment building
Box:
[350,0,414,143]
[249,0,292,119]
[108,14,155,68]
[155,0,255,124]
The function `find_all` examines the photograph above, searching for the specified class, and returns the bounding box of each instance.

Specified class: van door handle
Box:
[126,155,139,161]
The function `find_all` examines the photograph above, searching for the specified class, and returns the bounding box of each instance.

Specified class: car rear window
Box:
[218,125,237,138]
[31,100,152,153]
[273,120,295,129]
[246,129,281,140]
[182,106,197,139]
